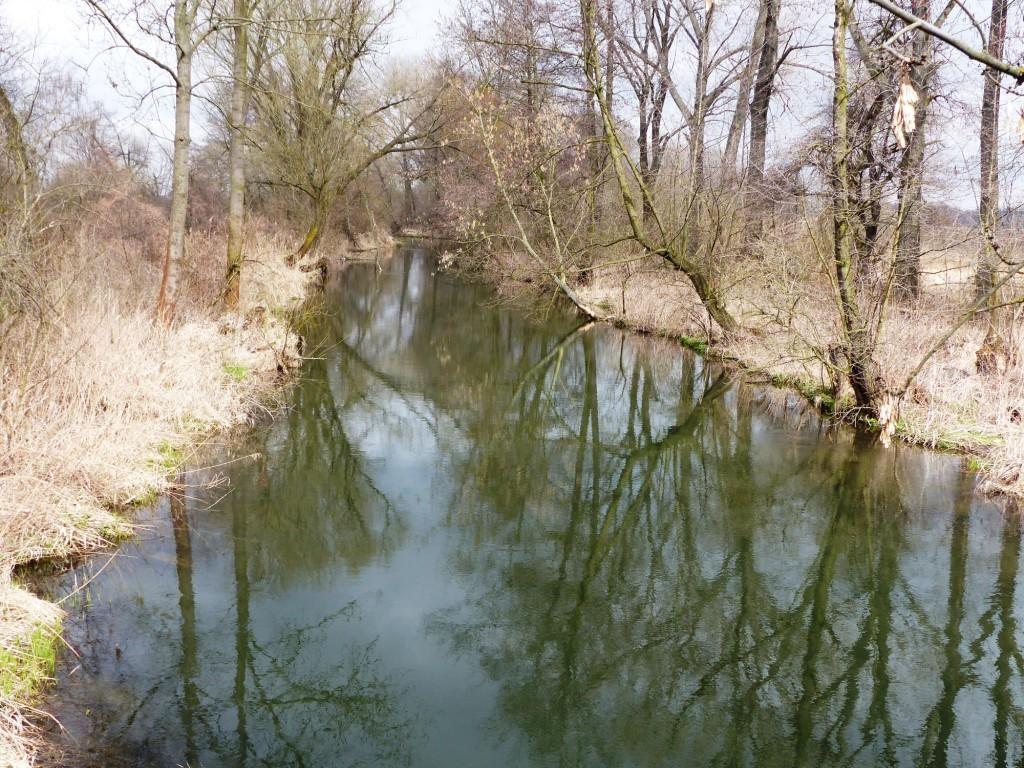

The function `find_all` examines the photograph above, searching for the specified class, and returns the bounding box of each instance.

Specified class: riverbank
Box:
[0,224,393,767]
[464,248,1023,500]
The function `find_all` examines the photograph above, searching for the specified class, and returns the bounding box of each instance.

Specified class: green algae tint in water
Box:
[45,249,1024,767]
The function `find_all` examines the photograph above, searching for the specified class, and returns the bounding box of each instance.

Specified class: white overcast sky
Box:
[2,0,448,166]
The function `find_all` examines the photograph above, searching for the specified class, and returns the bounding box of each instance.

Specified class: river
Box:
[42,247,1024,767]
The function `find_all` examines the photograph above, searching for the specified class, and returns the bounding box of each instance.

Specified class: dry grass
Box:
[0,216,322,767]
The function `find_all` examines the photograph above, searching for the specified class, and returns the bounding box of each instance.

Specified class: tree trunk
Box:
[978,0,1006,294]
[744,0,779,245]
[0,84,34,211]
[894,0,932,301]
[225,0,250,311]
[525,0,538,117]
[604,0,615,120]
[155,0,194,326]
[292,192,329,263]
[585,0,606,230]
[401,153,416,222]
[833,0,885,413]
[975,0,1008,371]
[637,82,650,221]
[722,0,769,175]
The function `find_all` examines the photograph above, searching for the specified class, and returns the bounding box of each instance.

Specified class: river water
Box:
[43,247,1024,767]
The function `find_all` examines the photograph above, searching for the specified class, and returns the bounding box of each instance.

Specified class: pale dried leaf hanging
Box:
[877,397,898,449]
[891,76,920,150]
[705,0,714,11]
[876,399,892,448]
[1016,109,1024,145]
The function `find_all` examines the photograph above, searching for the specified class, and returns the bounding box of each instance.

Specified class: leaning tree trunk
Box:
[975,0,1008,371]
[156,0,194,326]
[291,192,329,264]
[833,0,885,413]
[581,0,741,336]
[224,0,250,310]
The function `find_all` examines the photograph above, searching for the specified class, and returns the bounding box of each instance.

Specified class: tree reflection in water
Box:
[45,249,1024,768]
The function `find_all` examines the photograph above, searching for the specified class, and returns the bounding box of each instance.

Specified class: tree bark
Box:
[975,0,1009,371]
[894,0,933,301]
[722,0,769,175]
[156,0,195,326]
[225,0,250,310]
[744,0,779,244]
[292,192,329,263]
[977,0,1007,299]
[833,0,885,413]
[0,84,33,211]
[401,153,416,222]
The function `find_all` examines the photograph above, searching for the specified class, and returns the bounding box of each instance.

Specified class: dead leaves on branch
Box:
[891,74,920,149]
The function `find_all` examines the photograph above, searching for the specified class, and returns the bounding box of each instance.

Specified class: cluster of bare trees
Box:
[3,0,1023,423]
[428,0,1024,424]
[0,0,439,328]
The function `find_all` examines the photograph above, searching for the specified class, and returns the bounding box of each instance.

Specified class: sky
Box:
[2,0,448,166]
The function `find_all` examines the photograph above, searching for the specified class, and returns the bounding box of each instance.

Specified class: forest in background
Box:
[1,0,1024,764]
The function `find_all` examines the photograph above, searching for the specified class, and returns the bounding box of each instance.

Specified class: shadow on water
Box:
[41,248,1024,767]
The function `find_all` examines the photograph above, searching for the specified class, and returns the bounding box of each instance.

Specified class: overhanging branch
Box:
[866,0,1024,82]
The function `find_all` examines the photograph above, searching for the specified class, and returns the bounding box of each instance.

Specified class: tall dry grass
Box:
[0,209,320,767]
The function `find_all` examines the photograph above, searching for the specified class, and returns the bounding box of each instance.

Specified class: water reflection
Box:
[45,249,1024,767]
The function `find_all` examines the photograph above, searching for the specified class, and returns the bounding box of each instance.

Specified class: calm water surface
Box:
[45,248,1024,767]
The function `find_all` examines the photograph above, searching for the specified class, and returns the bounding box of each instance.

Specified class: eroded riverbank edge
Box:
[0,236,394,768]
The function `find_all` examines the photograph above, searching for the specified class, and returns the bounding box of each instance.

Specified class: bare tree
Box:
[224,0,254,309]
[889,0,957,300]
[0,84,33,212]
[722,0,769,174]
[830,0,889,416]
[83,0,217,324]
[864,0,1023,372]
[618,0,673,221]
[582,0,741,334]
[249,0,437,261]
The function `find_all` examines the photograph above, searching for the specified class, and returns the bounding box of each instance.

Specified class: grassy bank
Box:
[470,244,1023,500]
[0,220,356,767]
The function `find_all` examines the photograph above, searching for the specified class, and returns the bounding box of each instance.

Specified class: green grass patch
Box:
[769,373,837,415]
[0,621,60,702]
[149,439,186,473]
[678,335,710,355]
[222,362,250,382]
[129,487,160,507]
[967,456,990,472]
